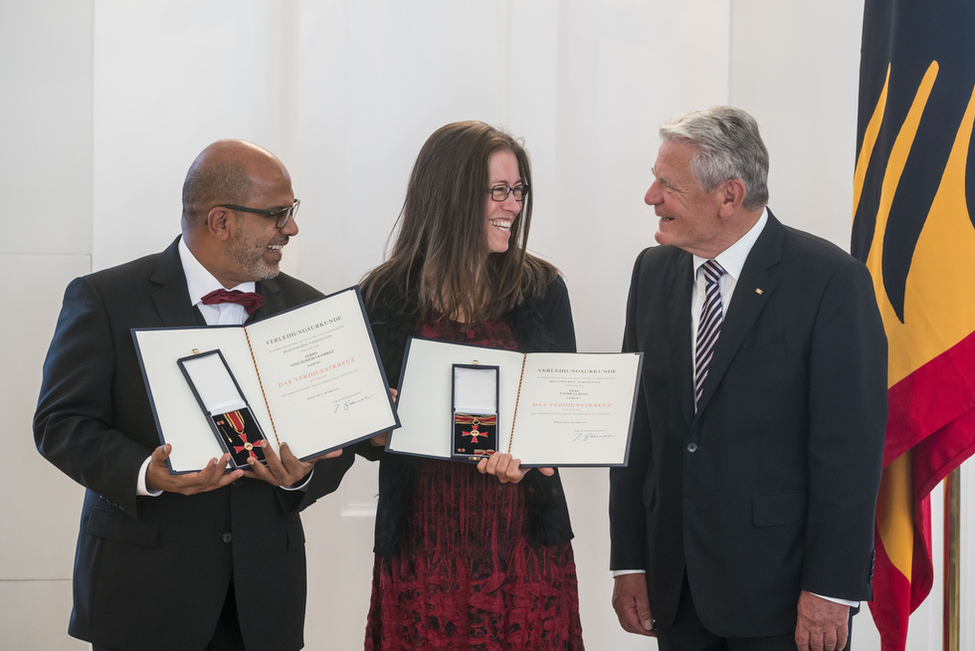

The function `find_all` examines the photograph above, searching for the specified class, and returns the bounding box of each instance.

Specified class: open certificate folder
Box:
[133,287,398,473]
[388,337,643,467]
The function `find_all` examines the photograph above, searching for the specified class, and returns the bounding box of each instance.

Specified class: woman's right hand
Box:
[476,452,555,484]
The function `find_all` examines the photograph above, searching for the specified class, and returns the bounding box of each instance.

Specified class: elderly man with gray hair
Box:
[610,106,887,651]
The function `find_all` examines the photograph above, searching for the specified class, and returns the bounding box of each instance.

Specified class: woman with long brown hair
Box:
[360,120,583,649]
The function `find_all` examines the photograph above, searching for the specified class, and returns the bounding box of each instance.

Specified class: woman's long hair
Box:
[362,121,557,323]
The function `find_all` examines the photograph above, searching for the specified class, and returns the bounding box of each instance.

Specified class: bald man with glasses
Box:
[34,140,354,651]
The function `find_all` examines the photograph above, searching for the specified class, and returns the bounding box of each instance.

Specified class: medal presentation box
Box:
[133,287,399,474]
[388,337,643,467]
[178,349,269,469]
[451,364,499,460]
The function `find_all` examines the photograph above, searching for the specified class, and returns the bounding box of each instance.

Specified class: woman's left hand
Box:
[477,452,555,484]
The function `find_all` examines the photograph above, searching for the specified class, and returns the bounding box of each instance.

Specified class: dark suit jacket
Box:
[34,237,354,651]
[609,212,887,638]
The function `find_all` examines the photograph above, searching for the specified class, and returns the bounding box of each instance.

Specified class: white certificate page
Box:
[509,352,643,467]
[245,289,397,460]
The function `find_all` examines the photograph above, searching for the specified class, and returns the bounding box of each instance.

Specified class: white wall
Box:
[2,1,971,649]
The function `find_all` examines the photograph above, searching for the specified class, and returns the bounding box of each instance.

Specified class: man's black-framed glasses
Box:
[219,199,300,229]
[488,184,528,202]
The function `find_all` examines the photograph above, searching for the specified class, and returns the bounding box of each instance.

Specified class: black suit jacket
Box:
[609,212,887,638]
[34,237,354,651]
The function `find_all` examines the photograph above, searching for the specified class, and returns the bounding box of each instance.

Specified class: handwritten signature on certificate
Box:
[335,394,373,413]
[573,432,616,442]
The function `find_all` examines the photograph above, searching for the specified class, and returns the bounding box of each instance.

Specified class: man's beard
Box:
[227,229,281,281]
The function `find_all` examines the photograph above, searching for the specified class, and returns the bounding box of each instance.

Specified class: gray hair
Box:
[660,106,769,210]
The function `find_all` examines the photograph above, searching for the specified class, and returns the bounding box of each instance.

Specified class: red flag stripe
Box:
[868,524,913,651]
[885,330,975,467]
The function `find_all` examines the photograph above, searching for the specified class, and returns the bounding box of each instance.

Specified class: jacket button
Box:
[686,442,699,453]
[222,533,232,543]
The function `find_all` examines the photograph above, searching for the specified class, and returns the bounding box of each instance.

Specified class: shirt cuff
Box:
[812,592,858,608]
[612,569,646,578]
[281,468,314,491]
[137,456,163,497]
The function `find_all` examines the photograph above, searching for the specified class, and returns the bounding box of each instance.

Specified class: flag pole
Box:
[943,467,960,651]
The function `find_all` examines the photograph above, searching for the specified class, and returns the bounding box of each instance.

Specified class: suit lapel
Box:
[251,276,284,323]
[693,213,784,417]
[148,237,203,327]
[669,250,696,427]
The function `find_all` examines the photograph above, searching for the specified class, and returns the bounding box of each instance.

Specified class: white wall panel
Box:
[731,0,863,249]
[91,0,293,271]
[0,1,93,255]
[0,580,87,650]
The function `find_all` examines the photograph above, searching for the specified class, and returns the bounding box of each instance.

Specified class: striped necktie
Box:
[695,259,725,410]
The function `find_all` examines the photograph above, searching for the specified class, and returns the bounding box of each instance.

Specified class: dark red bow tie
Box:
[201,288,264,315]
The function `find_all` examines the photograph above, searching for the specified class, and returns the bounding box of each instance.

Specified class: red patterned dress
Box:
[365,319,584,650]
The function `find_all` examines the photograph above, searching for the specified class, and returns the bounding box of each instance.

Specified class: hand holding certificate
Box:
[388,337,643,467]
[133,287,399,473]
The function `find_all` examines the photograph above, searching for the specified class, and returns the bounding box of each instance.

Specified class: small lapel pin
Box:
[755,288,763,295]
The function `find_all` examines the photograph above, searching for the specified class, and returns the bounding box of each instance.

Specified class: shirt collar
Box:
[693,207,768,281]
[178,237,257,306]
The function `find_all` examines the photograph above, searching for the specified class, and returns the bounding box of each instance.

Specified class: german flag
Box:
[852,1,975,649]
